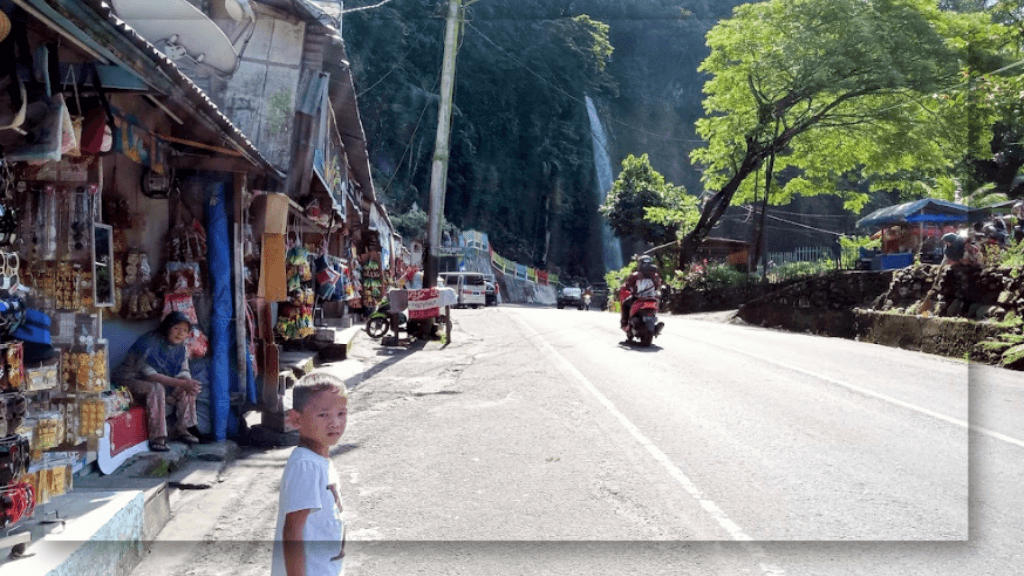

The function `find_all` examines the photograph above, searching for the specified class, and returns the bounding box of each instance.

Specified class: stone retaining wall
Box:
[736,271,895,338]
[729,265,1024,370]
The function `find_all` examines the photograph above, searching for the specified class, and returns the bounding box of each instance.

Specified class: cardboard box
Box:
[258,233,288,301]
[251,193,290,236]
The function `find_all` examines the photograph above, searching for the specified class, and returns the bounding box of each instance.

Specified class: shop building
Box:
[0,0,390,541]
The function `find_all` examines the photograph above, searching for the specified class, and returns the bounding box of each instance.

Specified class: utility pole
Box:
[423,0,463,289]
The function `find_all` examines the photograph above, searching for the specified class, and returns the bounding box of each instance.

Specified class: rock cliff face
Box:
[343,0,748,279]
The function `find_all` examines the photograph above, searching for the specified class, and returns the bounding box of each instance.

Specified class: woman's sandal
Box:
[173,431,200,445]
[150,439,170,452]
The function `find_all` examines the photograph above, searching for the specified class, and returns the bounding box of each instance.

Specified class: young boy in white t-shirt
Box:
[271,373,349,576]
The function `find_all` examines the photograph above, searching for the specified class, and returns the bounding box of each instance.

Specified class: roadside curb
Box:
[0,441,239,576]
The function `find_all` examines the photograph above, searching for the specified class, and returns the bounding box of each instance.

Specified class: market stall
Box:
[248,191,364,431]
[0,2,264,543]
[856,198,969,268]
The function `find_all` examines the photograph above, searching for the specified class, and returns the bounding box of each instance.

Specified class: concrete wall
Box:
[448,245,557,305]
[213,4,306,171]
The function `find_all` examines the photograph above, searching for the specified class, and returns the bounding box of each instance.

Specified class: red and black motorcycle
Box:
[619,286,663,347]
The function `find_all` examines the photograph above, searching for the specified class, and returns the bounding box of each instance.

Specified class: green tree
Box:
[600,154,690,245]
[680,0,991,268]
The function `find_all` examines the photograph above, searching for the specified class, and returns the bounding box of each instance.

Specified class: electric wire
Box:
[380,74,440,198]
[720,212,846,237]
[356,21,432,98]
[342,0,402,14]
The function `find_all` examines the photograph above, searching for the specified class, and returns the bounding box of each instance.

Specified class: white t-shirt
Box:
[271,447,345,576]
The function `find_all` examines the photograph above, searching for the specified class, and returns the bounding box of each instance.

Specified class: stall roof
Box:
[20,0,283,177]
[856,198,969,229]
[967,199,1023,222]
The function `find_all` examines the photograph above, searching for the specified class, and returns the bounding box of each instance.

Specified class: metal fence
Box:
[762,245,838,283]
[767,246,830,266]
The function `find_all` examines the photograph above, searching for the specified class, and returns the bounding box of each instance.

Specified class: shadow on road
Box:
[353,338,430,387]
[617,341,663,352]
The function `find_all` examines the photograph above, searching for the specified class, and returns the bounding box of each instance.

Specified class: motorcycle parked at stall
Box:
[365,297,452,341]
[620,287,663,347]
[365,298,406,338]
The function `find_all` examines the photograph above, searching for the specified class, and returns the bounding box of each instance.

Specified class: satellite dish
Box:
[110,0,239,74]
[224,0,253,22]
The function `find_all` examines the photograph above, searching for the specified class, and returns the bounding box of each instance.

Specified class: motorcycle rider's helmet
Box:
[637,255,656,275]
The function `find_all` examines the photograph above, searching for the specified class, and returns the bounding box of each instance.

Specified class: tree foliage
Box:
[680,0,995,268]
[601,154,678,244]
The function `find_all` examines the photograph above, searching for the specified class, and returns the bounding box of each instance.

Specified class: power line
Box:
[380,75,441,198]
[356,22,432,98]
[719,212,848,236]
[342,0,402,14]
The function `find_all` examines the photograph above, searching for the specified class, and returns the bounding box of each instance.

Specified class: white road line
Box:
[512,315,785,575]
[677,331,1024,449]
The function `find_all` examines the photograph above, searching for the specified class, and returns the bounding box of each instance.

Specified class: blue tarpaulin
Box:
[195,175,258,440]
[856,198,969,229]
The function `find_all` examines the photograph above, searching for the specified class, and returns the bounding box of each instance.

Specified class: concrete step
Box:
[0,441,238,576]
[0,489,145,576]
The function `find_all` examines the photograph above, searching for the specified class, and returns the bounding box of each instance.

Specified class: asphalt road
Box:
[131,304,1024,576]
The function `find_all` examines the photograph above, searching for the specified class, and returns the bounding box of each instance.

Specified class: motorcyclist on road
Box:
[619,255,663,332]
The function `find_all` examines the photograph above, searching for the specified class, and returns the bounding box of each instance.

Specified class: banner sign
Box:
[406,287,459,320]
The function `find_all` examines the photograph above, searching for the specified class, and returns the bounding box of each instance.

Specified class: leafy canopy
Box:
[600,154,695,245]
[679,0,996,267]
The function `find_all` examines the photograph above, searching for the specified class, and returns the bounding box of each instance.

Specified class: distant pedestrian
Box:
[272,373,349,576]
[831,235,843,270]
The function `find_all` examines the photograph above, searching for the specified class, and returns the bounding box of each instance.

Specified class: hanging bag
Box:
[80,64,114,155]
[11,307,50,345]
[61,66,83,157]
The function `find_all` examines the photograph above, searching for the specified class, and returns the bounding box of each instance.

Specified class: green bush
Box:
[677,261,751,292]
[604,262,636,293]
[839,235,878,269]
[768,258,834,283]
[999,240,1024,267]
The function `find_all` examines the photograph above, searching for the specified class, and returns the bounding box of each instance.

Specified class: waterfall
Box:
[585,96,623,273]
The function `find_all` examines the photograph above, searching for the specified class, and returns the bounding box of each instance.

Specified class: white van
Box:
[440,272,487,308]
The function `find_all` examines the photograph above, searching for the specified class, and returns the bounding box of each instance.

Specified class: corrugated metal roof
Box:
[45,0,283,177]
[257,0,343,39]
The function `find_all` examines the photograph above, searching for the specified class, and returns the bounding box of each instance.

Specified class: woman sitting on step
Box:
[113,311,202,451]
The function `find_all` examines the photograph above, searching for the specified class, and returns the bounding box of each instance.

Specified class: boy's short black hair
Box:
[291,372,348,413]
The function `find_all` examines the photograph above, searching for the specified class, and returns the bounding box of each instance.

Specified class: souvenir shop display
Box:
[275,238,316,340]
[361,256,383,307]
[360,231,384,310]
[0,153,113,529]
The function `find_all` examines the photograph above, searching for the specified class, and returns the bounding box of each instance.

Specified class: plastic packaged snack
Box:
[79,398,106,437]
[34,411,64,450]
